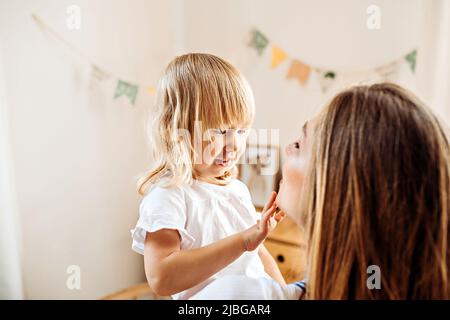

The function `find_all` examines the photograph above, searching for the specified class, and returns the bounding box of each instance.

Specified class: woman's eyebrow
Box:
[302,121,308,137]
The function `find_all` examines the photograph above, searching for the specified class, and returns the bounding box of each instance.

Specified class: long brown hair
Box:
[301,83,450,299]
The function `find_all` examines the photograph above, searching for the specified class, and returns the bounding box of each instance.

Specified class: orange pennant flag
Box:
[286,59,311,86]
[271,45,288,69]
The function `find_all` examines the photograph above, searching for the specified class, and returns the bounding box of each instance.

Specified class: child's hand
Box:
[241,191,286,251]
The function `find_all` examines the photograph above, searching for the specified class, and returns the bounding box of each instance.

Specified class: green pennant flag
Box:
[114,80,138,105]
[317,70,336,93]
[324,71,336,79]
[405,49,417,73]
[249,29,269,56]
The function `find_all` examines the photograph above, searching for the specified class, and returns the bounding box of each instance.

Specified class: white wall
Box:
[0,40,24,300]
[0,0,180,299]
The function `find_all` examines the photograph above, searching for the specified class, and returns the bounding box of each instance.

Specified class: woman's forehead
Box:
[302,121,308,136]
[302,115,321,134]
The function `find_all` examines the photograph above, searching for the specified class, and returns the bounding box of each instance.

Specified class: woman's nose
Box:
[284,144,291,156]
[285,144,293,156]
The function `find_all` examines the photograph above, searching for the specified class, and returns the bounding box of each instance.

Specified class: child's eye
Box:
[237,129,247,134]
[293,142,300,149]
[212,129,227,135]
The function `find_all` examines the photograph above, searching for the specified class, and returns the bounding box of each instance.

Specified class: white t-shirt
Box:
[190,275,304,300]
[130,178,271,300]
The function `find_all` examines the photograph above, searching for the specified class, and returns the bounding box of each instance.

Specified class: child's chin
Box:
[213,165,228,173]
[211,165,230,176]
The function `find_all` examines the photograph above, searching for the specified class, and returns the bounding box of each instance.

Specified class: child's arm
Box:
[258,244,287,285]
[144,192,279,296]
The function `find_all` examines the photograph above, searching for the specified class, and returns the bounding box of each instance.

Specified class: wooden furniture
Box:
[264,216,306,283]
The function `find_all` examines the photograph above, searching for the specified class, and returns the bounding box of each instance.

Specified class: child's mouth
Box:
[214,158,232,167]
[214,159,230,167]
[214,152,235,167]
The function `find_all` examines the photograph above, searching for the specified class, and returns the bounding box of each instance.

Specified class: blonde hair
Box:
[301,83,450,299]
[137,53,255,195]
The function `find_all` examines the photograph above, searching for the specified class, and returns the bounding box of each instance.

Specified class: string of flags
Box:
[32,14,418,104]
[32,13,156,106]
[249,28,418,93]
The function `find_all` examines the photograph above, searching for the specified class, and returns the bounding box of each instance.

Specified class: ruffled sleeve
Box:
[131,185,195,254]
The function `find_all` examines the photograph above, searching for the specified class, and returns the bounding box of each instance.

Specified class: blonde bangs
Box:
[196,59,255,132]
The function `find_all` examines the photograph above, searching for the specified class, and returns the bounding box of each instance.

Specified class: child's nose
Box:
[224,131,238,152]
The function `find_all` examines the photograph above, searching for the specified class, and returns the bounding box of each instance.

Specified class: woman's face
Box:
[276,116,317,224]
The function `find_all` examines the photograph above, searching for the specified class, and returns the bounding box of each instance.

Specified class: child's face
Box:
[194,126,250,180]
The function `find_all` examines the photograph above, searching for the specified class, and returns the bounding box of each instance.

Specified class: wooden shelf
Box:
[264,239,306,282]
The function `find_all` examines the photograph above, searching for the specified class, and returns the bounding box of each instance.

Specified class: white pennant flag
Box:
[316,69,336,93]
[375,61,400,82]
[89,65,111,89]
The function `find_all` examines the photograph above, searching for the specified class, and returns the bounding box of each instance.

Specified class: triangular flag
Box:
[114,80,139,105]
[91,65,110,82]
[375,61,400,81]
[405,49,417,73]
[316,70,336,93]
[147,86,156,94]
[286,59,311,86]
[249,29,269,56]
[271,45,288,69]
[89,65,111,89]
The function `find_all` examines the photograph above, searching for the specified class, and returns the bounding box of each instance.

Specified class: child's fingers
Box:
[261,191,277,213]
[274,210,286,222]
[261,204,277,226]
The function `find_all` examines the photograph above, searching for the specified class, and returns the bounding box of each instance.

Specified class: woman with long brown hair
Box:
[192,83,450,299]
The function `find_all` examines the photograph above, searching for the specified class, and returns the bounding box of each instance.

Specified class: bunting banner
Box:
[249,29,269,56]
[89,65,111,89]
[114,80,139,105]
[147,86,157,94]
[90,65,111,82]
[405,49,417,73]
[375,61,400,82]
[32,13,156,107]
[271,46,288,69]
[248,28,418,93]
[316,70,336,93]
[286,59,311,85]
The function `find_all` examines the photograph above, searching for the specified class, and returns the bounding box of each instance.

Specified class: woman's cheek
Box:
[277,157,307,221]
